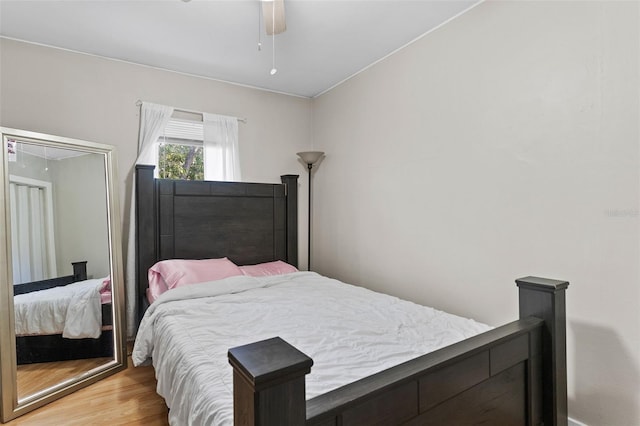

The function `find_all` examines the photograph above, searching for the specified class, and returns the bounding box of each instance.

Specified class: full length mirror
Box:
[0,128,126,422]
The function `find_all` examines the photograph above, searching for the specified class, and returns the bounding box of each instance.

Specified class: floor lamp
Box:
[297,151,324,271]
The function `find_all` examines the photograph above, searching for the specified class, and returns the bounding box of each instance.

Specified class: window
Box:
[142,105,240,182]
[158,118,204,180]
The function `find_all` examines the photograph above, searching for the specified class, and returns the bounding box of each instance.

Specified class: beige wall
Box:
[50,154,110,279]
[0,38,314,268]
[312,1,639,425]
[7,151,111,279]
[1,1,638,424]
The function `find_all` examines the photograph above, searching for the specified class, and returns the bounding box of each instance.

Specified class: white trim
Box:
[314,0,485,98]
[8,175,57,279]
[0,36,310,100]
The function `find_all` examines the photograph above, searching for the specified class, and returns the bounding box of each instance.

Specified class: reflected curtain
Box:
[125,102,174,337]
[203,113,241,181]
[9,183,49,283]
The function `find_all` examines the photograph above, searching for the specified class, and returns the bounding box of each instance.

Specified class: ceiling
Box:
[10,139,87,161]
[0,0,480,98]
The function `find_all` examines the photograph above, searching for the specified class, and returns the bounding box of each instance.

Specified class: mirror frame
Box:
[0,128,127,422]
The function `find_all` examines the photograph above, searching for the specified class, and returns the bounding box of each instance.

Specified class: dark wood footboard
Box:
[229,277,569,426]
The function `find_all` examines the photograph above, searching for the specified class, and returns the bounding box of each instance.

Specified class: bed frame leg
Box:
[228,337,313,426]
[516,276,569,426]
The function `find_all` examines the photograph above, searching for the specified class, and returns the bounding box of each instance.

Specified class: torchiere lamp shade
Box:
[297,151,324,165]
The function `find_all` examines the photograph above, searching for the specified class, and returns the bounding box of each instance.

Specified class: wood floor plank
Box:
[6,356,168,425]
[17,357,112,399]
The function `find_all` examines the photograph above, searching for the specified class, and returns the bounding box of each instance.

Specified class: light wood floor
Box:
[6,355,168,425]
[17,357,112,400]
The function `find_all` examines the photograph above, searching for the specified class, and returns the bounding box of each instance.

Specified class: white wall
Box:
[7,151,111,279]
[312,1,639,425]
[50,154,110,279]
[1,2,638,424]
[0,38,314,268]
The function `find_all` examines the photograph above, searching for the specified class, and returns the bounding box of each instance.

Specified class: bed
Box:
[133,164,569,426]
[14,261,114,365]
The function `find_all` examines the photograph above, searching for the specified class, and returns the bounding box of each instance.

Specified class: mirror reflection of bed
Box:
[2,128,125,421]
[6,139,114,403]
[13,261,114,401]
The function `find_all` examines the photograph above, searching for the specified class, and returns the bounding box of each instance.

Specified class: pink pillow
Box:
[100,276,111,293]
[147,276,168,304]
[100,277,112,304]
[148,258,243,293]
[239,260,298,277]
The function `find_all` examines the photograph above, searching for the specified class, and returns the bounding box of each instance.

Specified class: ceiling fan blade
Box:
[262,0,286,35]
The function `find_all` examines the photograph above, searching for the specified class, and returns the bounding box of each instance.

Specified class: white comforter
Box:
[14,278,105,339]
[133,272,491,426]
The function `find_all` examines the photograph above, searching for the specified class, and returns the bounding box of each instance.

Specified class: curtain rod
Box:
[135,100,247,124]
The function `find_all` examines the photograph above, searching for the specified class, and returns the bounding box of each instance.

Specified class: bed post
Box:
[281,174,299,268]
[135,165,157,325]
[228,337,312,426]
[71,261,87,281]
[516,276,569,426]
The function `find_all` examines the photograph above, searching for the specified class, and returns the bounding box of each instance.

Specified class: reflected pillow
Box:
[100,276,112,304]
[100,276,111,292]
[239,260,298,277]
[148,258,243,302]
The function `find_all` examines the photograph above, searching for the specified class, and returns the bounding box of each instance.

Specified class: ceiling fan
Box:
[262,0,286,36]
[259,0,286,75]
[182,0,286,74]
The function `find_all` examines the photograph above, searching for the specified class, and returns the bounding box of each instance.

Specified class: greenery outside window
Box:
[158,118,204,180]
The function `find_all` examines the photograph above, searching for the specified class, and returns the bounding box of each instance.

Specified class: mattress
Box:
[133,271,491,426]
[14,277,108,339]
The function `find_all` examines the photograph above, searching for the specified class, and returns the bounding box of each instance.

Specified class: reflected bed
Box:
[14,261,113,365]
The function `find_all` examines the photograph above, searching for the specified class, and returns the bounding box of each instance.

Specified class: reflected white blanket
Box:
[133,272,491,426]
[14,278,105,339]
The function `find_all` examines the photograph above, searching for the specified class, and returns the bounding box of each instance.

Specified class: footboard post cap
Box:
[516,276,569,292]
[228,336,313,388]
[229,337,313,426]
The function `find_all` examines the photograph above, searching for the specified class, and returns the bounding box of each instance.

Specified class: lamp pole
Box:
[306,162,313,270]
[296,151,324,271]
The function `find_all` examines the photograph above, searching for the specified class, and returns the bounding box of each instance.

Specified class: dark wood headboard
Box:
[135,165,298,322]
[13,261,88,295]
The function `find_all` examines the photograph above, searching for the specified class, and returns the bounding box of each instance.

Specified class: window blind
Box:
[161,119,203,143]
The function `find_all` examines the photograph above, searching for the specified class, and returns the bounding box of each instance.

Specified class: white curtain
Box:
[9,183,49,284]
[125,102,174,337]
[137,102,175,174]
[203,113,241,181]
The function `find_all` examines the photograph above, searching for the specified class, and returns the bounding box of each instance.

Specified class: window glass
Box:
[158,118,204,180]
[158,143,204,180]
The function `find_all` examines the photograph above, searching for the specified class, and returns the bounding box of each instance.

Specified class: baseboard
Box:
[569,417,589,426]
